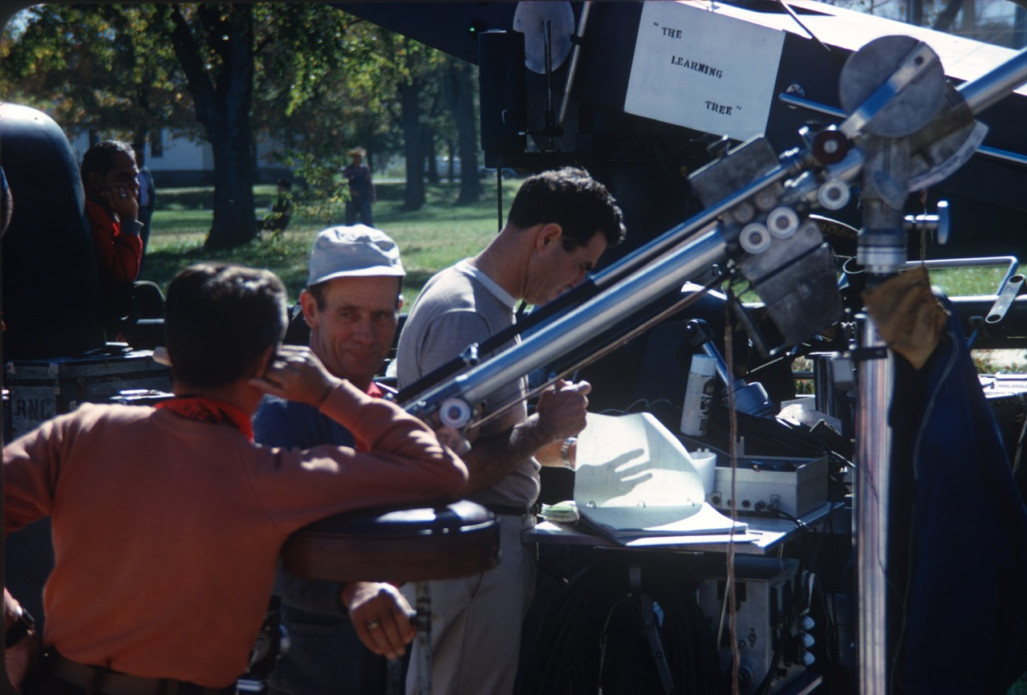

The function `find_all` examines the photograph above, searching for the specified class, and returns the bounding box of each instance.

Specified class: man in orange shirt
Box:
[4,262,467,694]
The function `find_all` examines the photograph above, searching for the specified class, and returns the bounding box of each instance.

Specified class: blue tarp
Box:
[890,297,1027,694]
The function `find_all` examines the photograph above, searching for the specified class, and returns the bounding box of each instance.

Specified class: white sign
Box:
[625,2,786,140]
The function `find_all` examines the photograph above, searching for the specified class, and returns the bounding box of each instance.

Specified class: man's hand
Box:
[435,425,471,456]
[100,185,140,224]
[249,345,342,406]
[535,379,591,443]
[342,582,416,660]
[4,589,39,693]
[453,379,592,495]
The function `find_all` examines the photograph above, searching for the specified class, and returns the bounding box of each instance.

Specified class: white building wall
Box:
[67,129,284,184]
[68,130,212,173]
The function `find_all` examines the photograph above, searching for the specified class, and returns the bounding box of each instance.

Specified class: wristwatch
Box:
[5,607,36,647]
[560,437,577,466]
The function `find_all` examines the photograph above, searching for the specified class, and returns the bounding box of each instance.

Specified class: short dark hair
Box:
[506,167,626,249]
[164,263,288,388]
[81,140,135,182]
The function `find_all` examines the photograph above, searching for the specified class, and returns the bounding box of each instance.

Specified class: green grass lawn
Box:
[144,178,1015,310]
[917,264,1014,297]
[138,181,1027,376]
[143,178,519,307]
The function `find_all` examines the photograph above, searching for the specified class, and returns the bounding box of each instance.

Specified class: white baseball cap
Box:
[306,224,405,287]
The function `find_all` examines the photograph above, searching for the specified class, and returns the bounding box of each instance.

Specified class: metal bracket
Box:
[629,564,675,695]
[847,346,889,362]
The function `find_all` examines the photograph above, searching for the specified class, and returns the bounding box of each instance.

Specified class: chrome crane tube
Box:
[958,46,1027,116]
[402,42,1027,431]
[398,40,1027,695]
[403,228,728,427]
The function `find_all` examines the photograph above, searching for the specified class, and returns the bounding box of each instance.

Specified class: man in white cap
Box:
[254,224,411,695]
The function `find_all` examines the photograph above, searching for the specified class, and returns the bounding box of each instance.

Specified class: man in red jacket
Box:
[81,140,164,346]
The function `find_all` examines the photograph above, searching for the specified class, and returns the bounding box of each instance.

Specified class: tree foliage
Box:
[373,30,445,211]
[0,5,193,143]
[159,3,258,249]
[1,4,481,246]
[254,9,396,221]
[830,0,1025,46]
[442,56,483,204]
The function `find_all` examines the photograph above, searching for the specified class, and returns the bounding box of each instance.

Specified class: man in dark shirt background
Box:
[343,147,375,226]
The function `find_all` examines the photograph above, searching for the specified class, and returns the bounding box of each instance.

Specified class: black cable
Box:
[703,409,829,460]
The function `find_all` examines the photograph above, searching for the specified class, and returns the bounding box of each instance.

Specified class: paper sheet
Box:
[574,412,747,540]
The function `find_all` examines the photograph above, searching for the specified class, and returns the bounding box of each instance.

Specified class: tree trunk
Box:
[425,124,439,185]
[933,0,964,32]
[399,78,425,211]
[164,4,257,250]
[131,126,147,154]
[444,60,482,203]
[446,137,456,181]
[1015,5,1027,48]
[207,113,257,250]
[909,0,923,26]
[959,0,975,31]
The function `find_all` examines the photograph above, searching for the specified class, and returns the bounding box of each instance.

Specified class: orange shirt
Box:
[4,381,466,687]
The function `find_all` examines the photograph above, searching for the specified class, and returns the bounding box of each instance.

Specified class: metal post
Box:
[849,41,1027,695]
[855,318,893,695]
[415,581,433,695]
[855,129,909,694]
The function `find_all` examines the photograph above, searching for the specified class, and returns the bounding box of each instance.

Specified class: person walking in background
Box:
[254,225,411,695]
[396,167,626,695]
[344,147,375,226]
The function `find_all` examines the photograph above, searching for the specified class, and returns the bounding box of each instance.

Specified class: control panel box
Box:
[693,555,817,695]
[709,454,829,517]
[5,350,172,439]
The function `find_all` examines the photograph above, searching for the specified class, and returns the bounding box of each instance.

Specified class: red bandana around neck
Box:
[156,396,255,441]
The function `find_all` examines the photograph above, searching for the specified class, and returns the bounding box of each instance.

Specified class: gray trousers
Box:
[404,513,537,695]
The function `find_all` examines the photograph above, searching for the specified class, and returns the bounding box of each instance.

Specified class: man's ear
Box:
[300,289,319,329]
[535,223,563,250]
[253,344,277,378]
[86,171,103,193]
